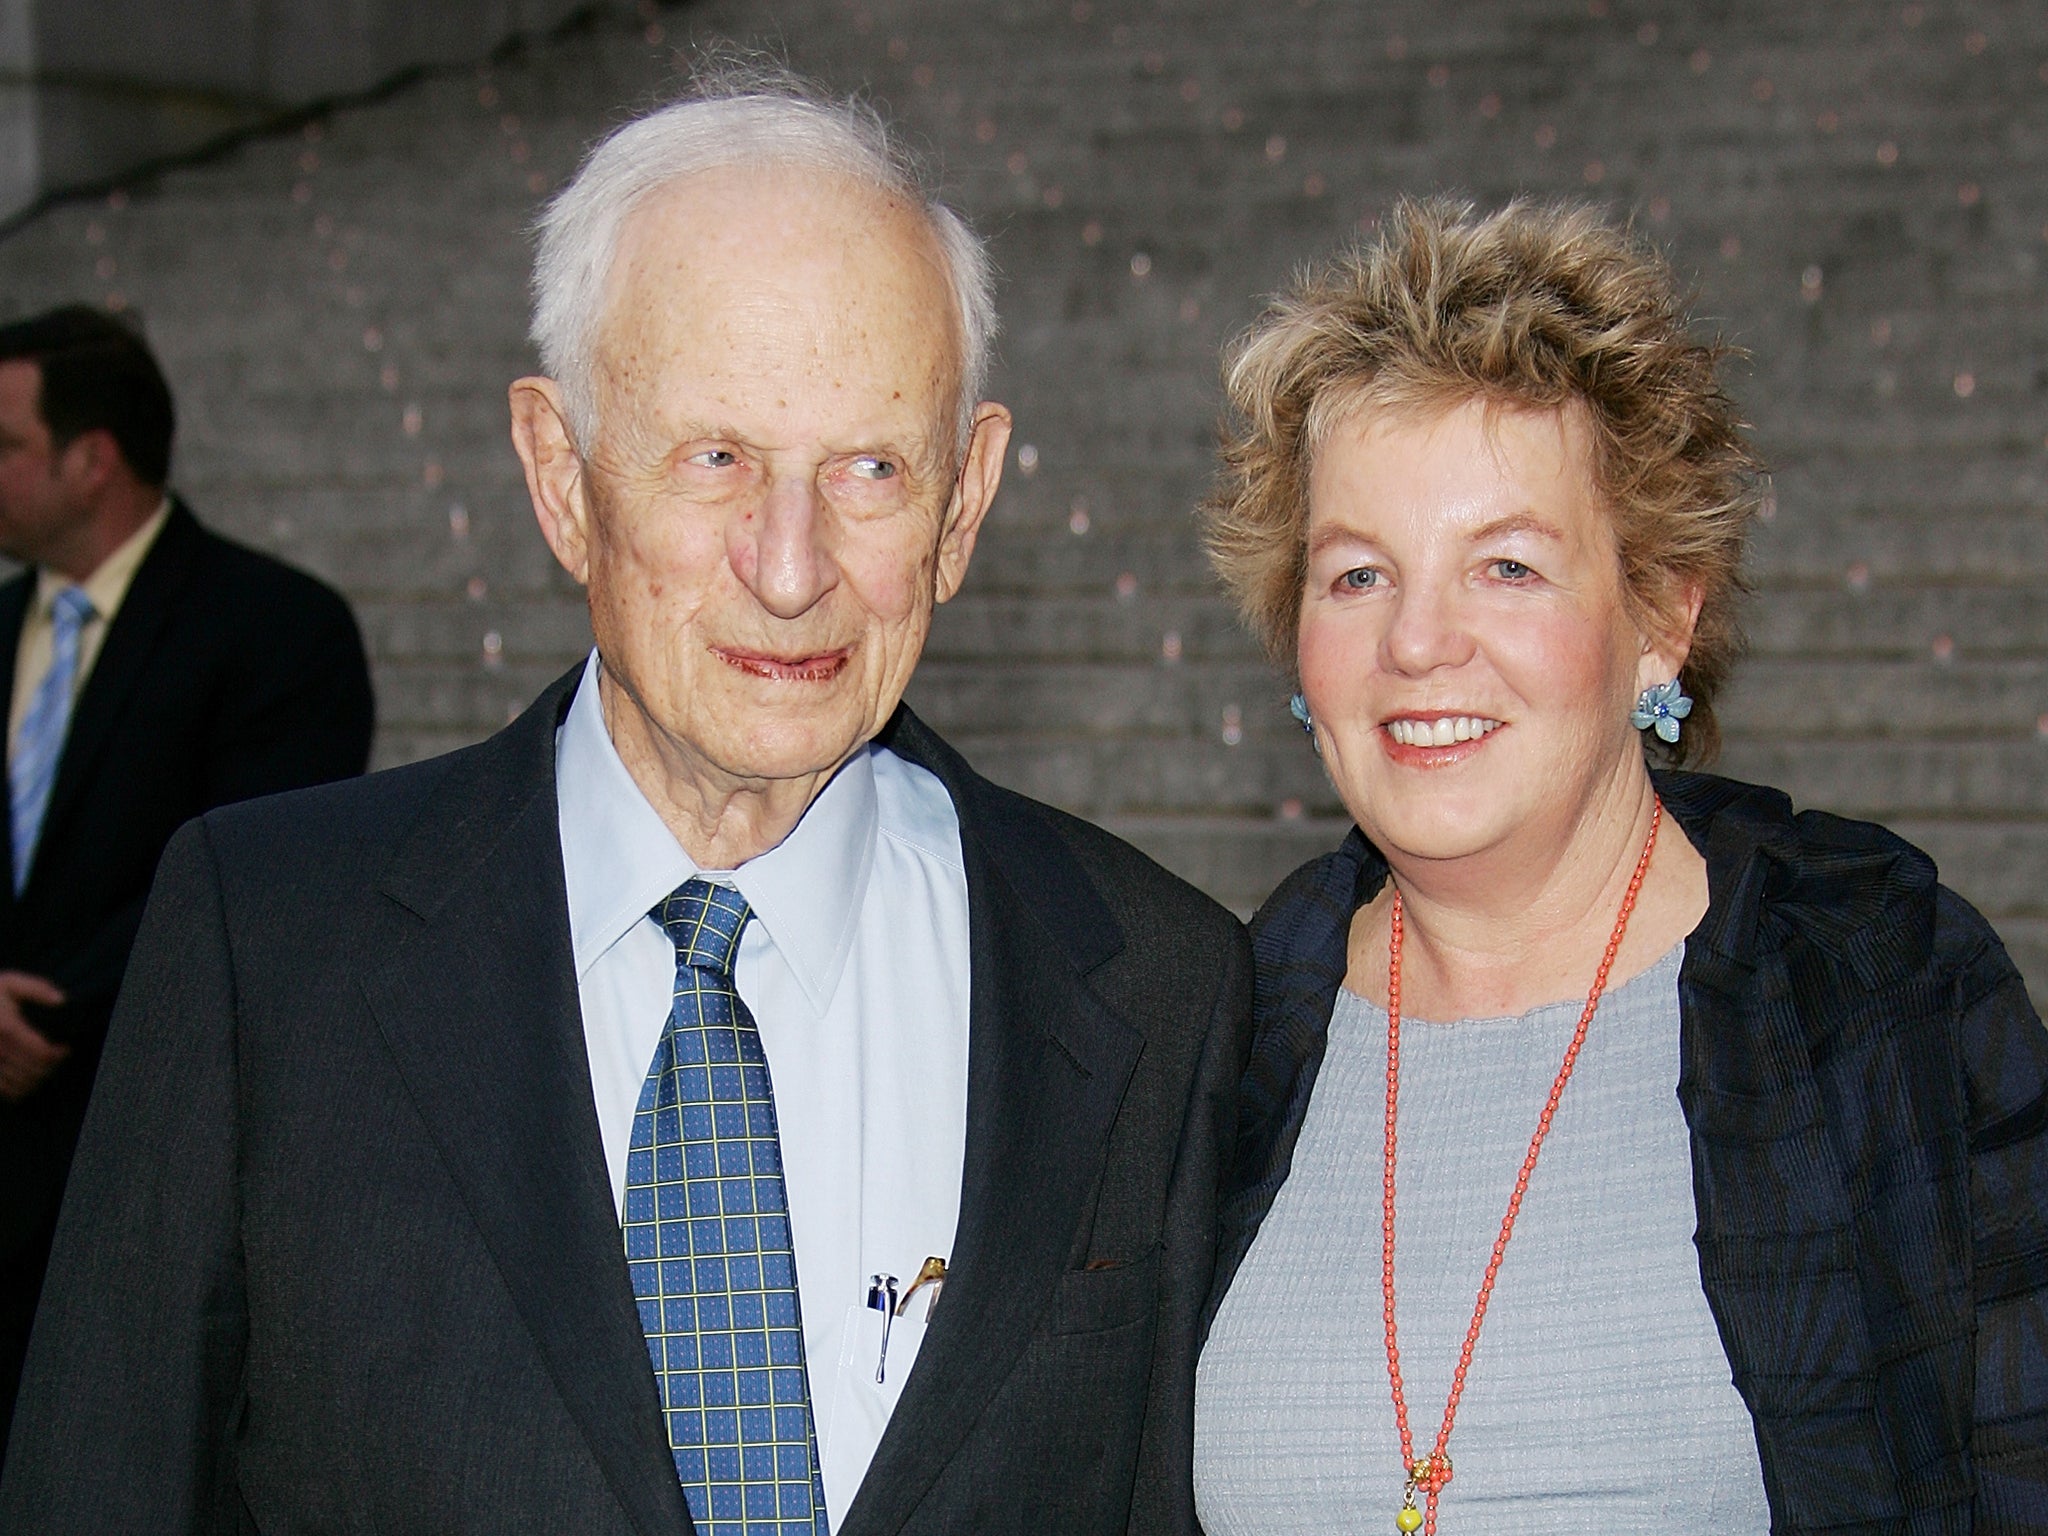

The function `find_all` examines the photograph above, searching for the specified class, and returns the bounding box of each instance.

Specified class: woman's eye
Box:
[688,449,739,469]
[1338,567,1381,590]
[1491,559,1534,581]
[850,456,898,481]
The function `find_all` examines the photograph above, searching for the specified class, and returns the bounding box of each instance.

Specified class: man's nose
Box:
[1379,583,1476,677]
[736,473,840,620]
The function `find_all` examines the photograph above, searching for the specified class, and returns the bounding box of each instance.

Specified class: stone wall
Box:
[0,0,595,220]
[0,0,2043,988]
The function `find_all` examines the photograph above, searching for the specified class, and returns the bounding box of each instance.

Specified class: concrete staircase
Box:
[0,0,2043,986]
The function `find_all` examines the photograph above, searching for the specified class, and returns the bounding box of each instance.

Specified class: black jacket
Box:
[1211,771,2048,1534]
[0,501,372,1065]
[0,499,372,1444]
[0,666,1252,1535]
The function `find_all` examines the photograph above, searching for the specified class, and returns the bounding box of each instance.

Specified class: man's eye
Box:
[1492,559,1534,580]
[687,449,739,469]
[1338,567,1381,590]
[849,456,898,481]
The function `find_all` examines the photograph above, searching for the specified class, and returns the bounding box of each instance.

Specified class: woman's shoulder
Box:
[1656,768,2007,991]
[1243,826,1396,1044]
[1248,828,1382,963]
[1657,766,1928,868]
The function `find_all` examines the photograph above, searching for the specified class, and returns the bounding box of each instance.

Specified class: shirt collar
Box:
[33,496,171,622]
[554,649,879,1013]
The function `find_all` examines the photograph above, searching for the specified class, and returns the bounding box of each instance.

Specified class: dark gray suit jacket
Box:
[0,666,1251,1535]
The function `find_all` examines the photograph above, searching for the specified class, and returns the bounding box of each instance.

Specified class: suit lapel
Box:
[0,568,31,914]
[0,570,28,712]
[358,692,1143,1536]
[28,502,202,889]
[360,671,691,1536]
[839,710,1142,1536]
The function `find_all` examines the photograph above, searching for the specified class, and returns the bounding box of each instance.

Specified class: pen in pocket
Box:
[866,1274,898,1383]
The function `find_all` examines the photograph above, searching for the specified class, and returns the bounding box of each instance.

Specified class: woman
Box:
[1191,199,2048,1535]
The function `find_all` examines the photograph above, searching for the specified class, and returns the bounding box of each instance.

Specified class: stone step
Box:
[355,595,589,661]
[950,526,1221,595]
[369,657,569,737]
[1099,814,1353,917]
[1100,812,2048,929]
[1889,819,2048,917]
[1988,920,2048,1001]
[1746,508,2048,581]
[178,484,535,541]
[1721,658,2048,732]
[1712,738,2048,820]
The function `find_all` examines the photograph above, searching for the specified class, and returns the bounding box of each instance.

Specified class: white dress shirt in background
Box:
[555,651,971,1528]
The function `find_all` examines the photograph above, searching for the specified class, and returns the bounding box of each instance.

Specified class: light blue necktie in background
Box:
[10,586,95,894]
[626,878,829,1536]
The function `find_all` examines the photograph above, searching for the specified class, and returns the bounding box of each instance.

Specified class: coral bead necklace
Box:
[1382,799,1663,1535]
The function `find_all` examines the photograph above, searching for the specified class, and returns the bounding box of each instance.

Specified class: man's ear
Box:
[934,401,1012,604]
[1636,580,1706,694]
[510,376,593,586]
[55,428,121,498]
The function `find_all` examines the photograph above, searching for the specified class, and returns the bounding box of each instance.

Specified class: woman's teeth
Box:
[1385,716,1502,748]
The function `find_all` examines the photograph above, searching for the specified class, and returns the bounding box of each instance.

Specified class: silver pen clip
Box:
[866,1274,898,1383]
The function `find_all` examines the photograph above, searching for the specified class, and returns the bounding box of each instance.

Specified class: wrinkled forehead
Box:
[592,164,963,417]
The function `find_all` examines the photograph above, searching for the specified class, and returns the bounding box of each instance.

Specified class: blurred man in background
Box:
[0,304,375,1465]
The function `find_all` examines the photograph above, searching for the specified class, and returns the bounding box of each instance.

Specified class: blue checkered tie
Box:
[10,585,95,893]
[626,879,829,1535]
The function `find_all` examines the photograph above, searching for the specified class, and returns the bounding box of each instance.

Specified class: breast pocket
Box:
[1052,1246,1161,1336]
[819,1300,932,1525]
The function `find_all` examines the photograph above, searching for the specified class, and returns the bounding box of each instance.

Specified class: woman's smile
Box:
[1380,713,1504,756]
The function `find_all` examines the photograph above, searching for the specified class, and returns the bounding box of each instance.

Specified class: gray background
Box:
[0,0,2044,989]
[0,0,589,220]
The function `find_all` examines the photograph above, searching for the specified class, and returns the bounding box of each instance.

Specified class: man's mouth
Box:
[1382,714,1504,748]
[713,646,852,683]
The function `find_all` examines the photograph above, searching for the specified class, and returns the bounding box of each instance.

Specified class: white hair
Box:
[529,64,998,454]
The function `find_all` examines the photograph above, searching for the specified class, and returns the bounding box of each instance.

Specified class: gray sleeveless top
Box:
[1194,945,1769,1533]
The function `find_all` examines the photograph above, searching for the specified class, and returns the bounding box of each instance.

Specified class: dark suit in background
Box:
[0,671,1247,1534]
[0,498,374,1461]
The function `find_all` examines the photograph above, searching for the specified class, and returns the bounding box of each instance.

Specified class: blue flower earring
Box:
[1632,679,1692,744]
[1289,692,1321,756]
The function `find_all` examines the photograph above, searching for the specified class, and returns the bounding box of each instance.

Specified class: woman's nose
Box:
[1379,585,1475,676]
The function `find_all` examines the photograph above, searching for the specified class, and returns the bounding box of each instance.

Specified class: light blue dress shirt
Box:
[555,652,971,1527]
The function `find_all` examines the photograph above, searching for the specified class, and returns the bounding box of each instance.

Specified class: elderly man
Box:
[0,77,1249,1536]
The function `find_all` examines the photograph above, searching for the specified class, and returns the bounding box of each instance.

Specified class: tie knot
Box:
[50,586,93,633]
[654,877,750,976]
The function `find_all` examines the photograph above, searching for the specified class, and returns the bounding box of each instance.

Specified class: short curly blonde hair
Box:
[1201,196,1766,763]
